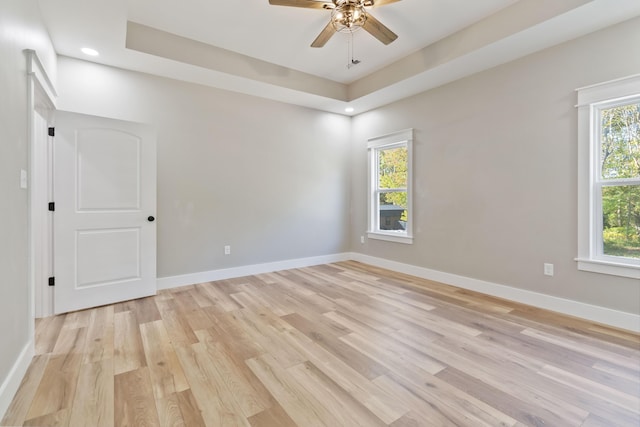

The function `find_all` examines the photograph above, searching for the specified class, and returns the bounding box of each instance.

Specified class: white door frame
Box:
[26,50,57,320]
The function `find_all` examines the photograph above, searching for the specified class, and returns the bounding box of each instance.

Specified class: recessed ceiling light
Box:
[81,47,99,56]
[345,107,354,113]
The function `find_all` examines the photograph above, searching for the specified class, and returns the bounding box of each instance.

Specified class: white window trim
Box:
[576,74,640,280]
[367,129,413,244]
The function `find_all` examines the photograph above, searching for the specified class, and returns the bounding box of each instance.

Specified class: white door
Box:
[54,111,157,314]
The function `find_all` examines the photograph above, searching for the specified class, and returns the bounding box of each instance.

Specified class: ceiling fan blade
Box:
[363,0,401,6]
[362,13,398,45]
[311,21,336,47]
[268,0,333,9]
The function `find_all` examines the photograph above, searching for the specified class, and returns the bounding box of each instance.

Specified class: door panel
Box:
[76,228,141,287]
[54,111,156,314]
[76,129,141,211]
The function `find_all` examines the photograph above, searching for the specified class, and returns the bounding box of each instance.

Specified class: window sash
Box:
[592,182,640,264]
[373,146,408,233]
[589,97,640,266]
[374,189,408,232]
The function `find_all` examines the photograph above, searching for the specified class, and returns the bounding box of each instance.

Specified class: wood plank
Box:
[23,408,70,426]
[271,319,408,424]
[61,309,91,329]
[174,342,251,427]
[325,309,441,357]
[437,366,595,427]
[199,281,243,312]
[521,327,640,369]
[246,354,334,427]
[287,361,387,426]
[203,308,268,361]
[340,331,446,381]
[374,374,475,426]
[0,354,49,426]
[114,367,160,427]
[123,296,162,324]
[175,388,207,427]
[156,393,186,427]
[247,403,297,427]
[68,358,114,427]
[139,320,190,400]
[51,325,87,355]
[197,329,271,417]
[425,336,590,425]
[35,314,66,355]
[159,308,199,347]
[84,305,115,364]
[24,352,82,421]
[537,364,640,413]
[114,310,147,375]
[282,312,388,380]
[384,370,518,426]
[171,288,201,313]
[239,282,296,316]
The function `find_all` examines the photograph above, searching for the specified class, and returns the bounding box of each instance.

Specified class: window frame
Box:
[576,74,640,279]
[367,129,413,244]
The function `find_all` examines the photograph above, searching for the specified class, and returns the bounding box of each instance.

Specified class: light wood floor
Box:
[2,261,639,427]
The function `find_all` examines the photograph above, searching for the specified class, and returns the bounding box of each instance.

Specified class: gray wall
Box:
[351,17,640,315]
[55,58,352,278]
[0,0,56,392]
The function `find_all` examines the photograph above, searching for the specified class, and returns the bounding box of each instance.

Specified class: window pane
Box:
[379,192,407,231]
[602,185,640,258]
[601,103,640,180]
[378,146,407,189]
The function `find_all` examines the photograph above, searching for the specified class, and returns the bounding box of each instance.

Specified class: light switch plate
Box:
[20,169,27,189]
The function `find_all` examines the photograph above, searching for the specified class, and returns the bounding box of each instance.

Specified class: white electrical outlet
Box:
[224,245,231,255]
[360,236,365,244]
[544,263,554,276]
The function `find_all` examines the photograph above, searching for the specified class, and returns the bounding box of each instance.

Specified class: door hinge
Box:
[48,202,55,212]
[48,277,55,287]
[48,127,55,137]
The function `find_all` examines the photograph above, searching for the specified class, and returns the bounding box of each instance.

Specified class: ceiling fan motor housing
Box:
[331,1,368,32]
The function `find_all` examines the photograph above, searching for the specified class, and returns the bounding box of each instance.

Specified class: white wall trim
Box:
[157,253,352,290]
[0,340,34,422]
[26,51,56,319]
[350,253,640,333]
[25,50,58,105]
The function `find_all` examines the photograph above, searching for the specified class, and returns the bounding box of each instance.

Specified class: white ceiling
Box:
[37,0,640,115]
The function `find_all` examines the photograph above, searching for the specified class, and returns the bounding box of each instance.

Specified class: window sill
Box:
[575,258,640,279]
[368,231,413,244]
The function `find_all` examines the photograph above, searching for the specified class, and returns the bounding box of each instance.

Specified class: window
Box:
[577,75,640,279]
[368,129,413,244]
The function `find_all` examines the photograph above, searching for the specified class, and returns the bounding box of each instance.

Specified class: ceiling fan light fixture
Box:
[269,0,399,48]
[331,2,367,33]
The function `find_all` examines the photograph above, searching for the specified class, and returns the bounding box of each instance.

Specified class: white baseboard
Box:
[157,253,352,290]
[350,253,640,333]
[0,340,34,422]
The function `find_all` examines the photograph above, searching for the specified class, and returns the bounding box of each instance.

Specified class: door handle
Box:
[147,216,155,222]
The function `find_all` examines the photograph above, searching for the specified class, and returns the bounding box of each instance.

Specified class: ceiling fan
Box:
[268,0,401,48]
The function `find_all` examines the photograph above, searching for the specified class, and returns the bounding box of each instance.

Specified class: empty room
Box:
[1,0,639,426]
